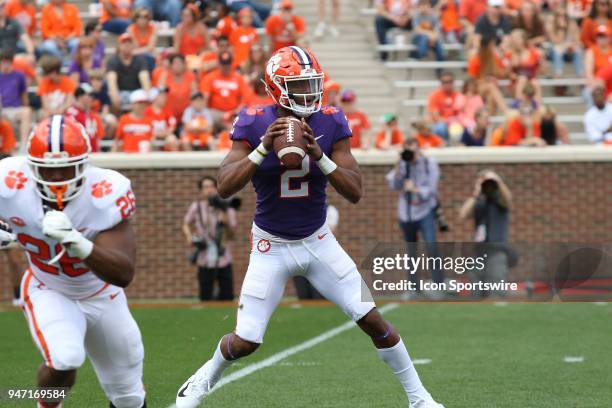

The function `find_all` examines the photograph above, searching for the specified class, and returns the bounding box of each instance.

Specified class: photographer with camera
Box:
[183,176,239,301]
[459,169,513,297]
[386,137,445,291]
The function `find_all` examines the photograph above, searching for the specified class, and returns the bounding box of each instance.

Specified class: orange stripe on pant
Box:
[23,270,54,369]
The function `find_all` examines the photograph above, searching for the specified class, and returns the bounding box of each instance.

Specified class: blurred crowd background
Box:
[0,0,610,155]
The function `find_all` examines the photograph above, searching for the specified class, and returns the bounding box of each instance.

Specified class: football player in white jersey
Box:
[0,115,146,408]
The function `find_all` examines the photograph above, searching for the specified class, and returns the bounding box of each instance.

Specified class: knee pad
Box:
[52,346,86,371]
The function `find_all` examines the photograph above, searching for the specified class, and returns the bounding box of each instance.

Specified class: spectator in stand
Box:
[196,35,233,76]
[508,29,542,100]
[584,25,612,103]
[473,0,512,49]
[597,64,612,98]
[374,0,412,60]
[89,69,117,141]
[230,8,259,69]
[69,37,104,85]
[411,0,445,62]
[244,75,273,108]
[546,6,584,79]
[226,0,271,29]
[174,4,209,57]
[134,0,181,27]
[440,0,464,44]
[457,77,485,129]
[5,0,36,37]
[100,0,132,35]
[145,87,178,151]
[0,50,30,145]
[213,112,235,151]
[106,32,151,111]
[66,83,105,152]
[84,21,106,63]
[580,0,612,49]
[460,108,490,146]
[127,7,157,71]
[113,89,153,153]
[322,80,341,107]
[200,51,248,127]
[412,120,445,148]
[156,53,196,124]
[512,1,545,46]
[427,71,463,140]
[510,81,539,111]
[39,0,82,58]
[494,105,547,146]
[584,86,612,144]
[340,90,371,149]
[314,0,340,38]
[376,114,405,149]
[0,0,34,56]
[181,92,214,151]
[0,107,16,153]
[459,0,487,32]
[241,42,267,83]
[38,55,76,115]
[214,3,236,39]
[152,47,172,85]
[539,105,570,145]
[467,36,508,113]
[265,0,306,52]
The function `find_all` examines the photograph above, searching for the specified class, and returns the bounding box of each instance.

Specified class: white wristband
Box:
[64,230,94,259]
[316,153,338,175]
[247,142,269,166]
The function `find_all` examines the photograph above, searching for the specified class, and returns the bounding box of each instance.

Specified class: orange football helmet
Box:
[27,115,91,208]
[264,46,324,117]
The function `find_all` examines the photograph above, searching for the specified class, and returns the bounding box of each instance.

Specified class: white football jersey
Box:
[0,156,136,299]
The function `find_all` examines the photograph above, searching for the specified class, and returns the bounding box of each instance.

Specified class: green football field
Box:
[1,302,611,407]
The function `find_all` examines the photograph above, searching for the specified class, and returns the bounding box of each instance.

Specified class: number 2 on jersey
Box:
[17,233,89,277]
[280,156,310,198]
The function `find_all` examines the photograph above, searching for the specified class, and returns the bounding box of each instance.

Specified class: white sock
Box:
[208,339,233,382]
[377,338,432,405]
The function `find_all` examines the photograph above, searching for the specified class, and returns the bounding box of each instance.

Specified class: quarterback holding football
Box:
[0,116,146,408]
[176,46,444,408]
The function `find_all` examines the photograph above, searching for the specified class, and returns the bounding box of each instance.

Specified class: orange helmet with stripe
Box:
[27,115,91,208]
[264,46,324,117]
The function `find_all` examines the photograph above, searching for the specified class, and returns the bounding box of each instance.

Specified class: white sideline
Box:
[166,303,399,408]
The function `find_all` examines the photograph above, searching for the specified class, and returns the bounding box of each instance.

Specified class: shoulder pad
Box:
[0,156,31,199]
[86,167,133,211]
[328,107,349,126]
[234,107,263,128]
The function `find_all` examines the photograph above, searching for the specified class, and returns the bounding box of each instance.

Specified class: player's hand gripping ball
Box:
[273,117,308,169]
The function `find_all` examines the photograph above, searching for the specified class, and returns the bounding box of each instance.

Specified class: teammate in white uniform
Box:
[176,46,443,408]
[0,115,146,408]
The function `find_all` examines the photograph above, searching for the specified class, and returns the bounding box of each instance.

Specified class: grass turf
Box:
[1,302,611,407]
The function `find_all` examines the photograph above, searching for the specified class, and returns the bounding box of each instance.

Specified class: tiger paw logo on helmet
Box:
[91,180,113,198]
[4,171,27,190]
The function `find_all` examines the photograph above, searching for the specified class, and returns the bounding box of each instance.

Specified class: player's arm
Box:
[302,122,362,203]
[217,117,289,198]
[42,214,137,288]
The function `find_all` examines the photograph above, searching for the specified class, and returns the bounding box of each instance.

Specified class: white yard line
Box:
[166,303,399,408]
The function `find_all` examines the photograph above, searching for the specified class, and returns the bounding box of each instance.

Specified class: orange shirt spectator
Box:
[427,88,462,119]
[128,20,154,48]
[346,111,370,149]
[5,0,37,36]
[265,3,306,52]
[38,75,76,98]
[592,42,612,74]
[500,117,541,145]
[230,27,259,69]
[155,54,197,123]
[597,64,612,96]
[459,0,487,25]
[244,85,274,108]
[375,128,404,148]
[216,15,236,39]
[40,1,82,40]
[12,55,36,80]
[38,59,77,114]
[441,0,462,33]
[414,131,445,148]
[216,130,233,150]
[200,57,248,112]
[174,4,208,56]
[580,19,612,48]
[116,113,153,152]
[144,103,177,137]
[467,52,505,78]
[375,115,404,149]
[100,0,132,24]
[0,119,16,154]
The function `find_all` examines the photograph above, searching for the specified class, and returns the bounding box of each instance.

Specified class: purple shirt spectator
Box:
[0,70,26,108]
[68,54,103,84]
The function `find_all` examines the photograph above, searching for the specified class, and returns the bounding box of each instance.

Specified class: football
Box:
[273,117,307,169]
